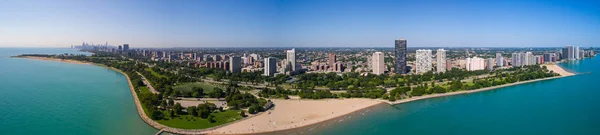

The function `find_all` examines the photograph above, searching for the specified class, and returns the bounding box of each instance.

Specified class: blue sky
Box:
[0,0,598,48]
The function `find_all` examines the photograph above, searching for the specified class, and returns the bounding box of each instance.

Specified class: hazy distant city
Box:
[73,39,597,77]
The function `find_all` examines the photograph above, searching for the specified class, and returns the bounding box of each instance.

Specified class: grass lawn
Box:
[173,82,217,93]
[138,86,152,95]
[157,110,242,129]
[145,68,167,78]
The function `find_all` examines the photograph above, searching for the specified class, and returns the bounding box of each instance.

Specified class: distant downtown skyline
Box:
[1,0,599,48]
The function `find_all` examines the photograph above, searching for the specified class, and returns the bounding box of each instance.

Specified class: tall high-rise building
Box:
[415,49,432,74]
[511,53,520,67]
[466,57,485,71]
[286,48,296,72]
[118,45,122,51]
[394,38,407,74]
[525,52,534,65]
[574,46,580,59]
[486,58,494,70]
[328,53,336,70]
[496,53,504,67]
[264,57,277,76]
[436,49,447,73]
[372,52,385,75]
[123,44,129,51]
[229,56,241,73]
[566,45,575,60]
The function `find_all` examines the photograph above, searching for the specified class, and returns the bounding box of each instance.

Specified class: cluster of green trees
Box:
[339,87,386,99]
[298,90,337,99]
[181,103,222,123]
[258,87,297,99]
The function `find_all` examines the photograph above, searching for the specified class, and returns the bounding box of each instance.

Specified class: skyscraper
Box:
[229,56,241,73]
[575,46,580,59]
[328,53,336,70]
[511,53,520,67]
[286,48,296,72]
[372,52,385,75]
[466,57,485,71]
[264,57,277,76]
[566,45,574,60]
[486,58,494,70]
[525,52,534,65]
[123,44,129,51]
[415,49,432,74]
[436,49,446,73]
[496,53,503,67]
[394,38,407,74]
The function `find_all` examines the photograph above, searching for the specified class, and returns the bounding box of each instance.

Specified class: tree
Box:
[168,99,174,107]
[186,106,198,116]
[173,103,183,115]
[197,103,212,118]
[240,110,247,117]
[150,110,164,120]
[192,87,204,98]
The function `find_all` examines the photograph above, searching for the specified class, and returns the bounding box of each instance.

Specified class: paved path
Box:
[136,71,159,94]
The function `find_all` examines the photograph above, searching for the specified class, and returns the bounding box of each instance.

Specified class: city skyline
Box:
[1,0,599,48]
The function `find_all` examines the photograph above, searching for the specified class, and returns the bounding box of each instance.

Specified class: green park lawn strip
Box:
[145,68,167,78]
[173,82,217,93]
[157,110,242,129]
[138,86,152,95]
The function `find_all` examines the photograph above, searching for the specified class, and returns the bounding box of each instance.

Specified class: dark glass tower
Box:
[395,38,407,74]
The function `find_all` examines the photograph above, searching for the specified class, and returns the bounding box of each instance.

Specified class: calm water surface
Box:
[0,48,157,134]
[310,56,600,135]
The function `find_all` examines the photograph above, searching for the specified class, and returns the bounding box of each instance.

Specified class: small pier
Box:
[155,129,165,135]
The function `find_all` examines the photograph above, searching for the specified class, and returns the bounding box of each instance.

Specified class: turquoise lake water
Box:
[0,48,157,134]
[309,56,600,135]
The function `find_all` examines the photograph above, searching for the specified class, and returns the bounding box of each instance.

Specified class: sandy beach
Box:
[545,64,575,76]
[205,98,383,134]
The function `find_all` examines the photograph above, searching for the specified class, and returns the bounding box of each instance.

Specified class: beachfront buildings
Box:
[286,48,296,72]
[466,57,485,71]
[372,52,385,75]
[511,52,536,67]
[512,53,521,67]
[496,53,503,67]
[564,45,576,60]
[415,49,432,74]
[229,56,241,73]
[264,57,277,76]
[394,38,407,74]
[436,49,447,73]
[328,53,336,70]
[487,58,494,70]
[575,46,580,59]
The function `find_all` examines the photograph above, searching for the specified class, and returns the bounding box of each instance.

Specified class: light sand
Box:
[205,98,383,134]
[545,64,575,76]
[20,56,91,65]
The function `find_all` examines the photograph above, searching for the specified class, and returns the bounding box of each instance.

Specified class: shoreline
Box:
[383,64,576,105]
[16,56,211,134]
[205,99,384,135]
[15,56,580,135]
